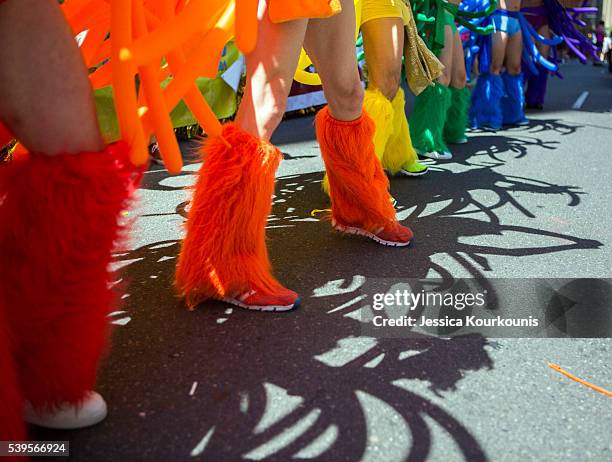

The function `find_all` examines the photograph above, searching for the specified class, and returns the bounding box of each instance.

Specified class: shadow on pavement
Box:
[461,118,581,164]
[32,155,602,461]
[33,235,493,462]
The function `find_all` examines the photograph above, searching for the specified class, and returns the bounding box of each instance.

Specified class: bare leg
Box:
[437,25,455,86]
[361,17,426,174]
[0,0,103,154]
[177,1,307,308]
[303,0,363,121]
[536,24,550,58]
[0,0,135,435]
[308,0,412,243]
[235,0,307,140]
[490,30,508,75]
[469,28,505,128]
[361,17,404,100]
[505,30,523,75]
[444,31,470,143]
[500,30,526,124]
[450,31,467,89]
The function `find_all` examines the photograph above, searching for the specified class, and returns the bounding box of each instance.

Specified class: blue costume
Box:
[464,0,599,125]
[467,8,552,128]
[491,9,521,36]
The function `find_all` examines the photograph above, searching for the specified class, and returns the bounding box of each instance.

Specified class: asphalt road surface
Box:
[34,62,611,461]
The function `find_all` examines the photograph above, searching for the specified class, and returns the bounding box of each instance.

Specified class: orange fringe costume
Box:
[0,142,137,441]
[175,2,410,309]
[315,107,399,233]
[175,124,289,308]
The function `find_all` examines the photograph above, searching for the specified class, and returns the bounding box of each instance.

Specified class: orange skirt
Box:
[268,0,342,23]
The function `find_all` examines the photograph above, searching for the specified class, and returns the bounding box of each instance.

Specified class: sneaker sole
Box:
[420,153,452,161]
[397,168,429,177]
[416,150,452,161]
[470,125,501,131]
[220,297,300,312]
[332,222,411,247]
[25,410,107,430]
[24,396,107,430]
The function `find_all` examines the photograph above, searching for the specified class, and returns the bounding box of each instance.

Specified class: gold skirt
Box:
[359,0,444,95]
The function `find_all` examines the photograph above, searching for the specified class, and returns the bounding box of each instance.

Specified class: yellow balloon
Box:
[293,0,362,86]
[294,50,321,86]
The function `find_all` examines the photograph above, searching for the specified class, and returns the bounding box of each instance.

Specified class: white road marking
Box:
[572,91,589,109]
[327,294,368,314]
[189,381,198,396]
[190,426,215,457]
[110,316,131,326]
[107,310,127,317]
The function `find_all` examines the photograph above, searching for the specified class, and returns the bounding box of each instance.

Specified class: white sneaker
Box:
[220,288,299,312]
[418,150,453,160]
[516,118,530,126]
[24,391,108,429]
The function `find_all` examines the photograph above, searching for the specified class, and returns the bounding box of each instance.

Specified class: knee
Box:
[451,69,467,88]
[438,69,451,87]
[326,78,364,116]
[490,63,503,75]
[506,64,522,75]
[373,71,401,101]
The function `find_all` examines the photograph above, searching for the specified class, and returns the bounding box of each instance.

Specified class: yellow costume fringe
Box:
[383,87,419,174]
[322,87,420,192]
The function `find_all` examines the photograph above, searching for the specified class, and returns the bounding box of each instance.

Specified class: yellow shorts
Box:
[360,0,410,26]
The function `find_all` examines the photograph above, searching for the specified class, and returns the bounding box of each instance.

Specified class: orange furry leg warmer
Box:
[315,107,397,232]
[175,124,285,308]
[0,143,137,417]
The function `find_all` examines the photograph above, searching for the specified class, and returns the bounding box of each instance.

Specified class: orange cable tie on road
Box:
[548,363,612,397]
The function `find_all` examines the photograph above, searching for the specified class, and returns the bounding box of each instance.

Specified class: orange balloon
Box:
[62,0,100,27]
[235,0,259,54]
[154,0,223,139]
[125,0,227,67]
[111,0,148,167]
[61,0,92,20]
[63,0,251,172]
[68,1,108,35]
[133,0,182,173]
[80,22,110,67]
[89,60,113,88]
[90,40,112,69]
[156,3,233,111]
